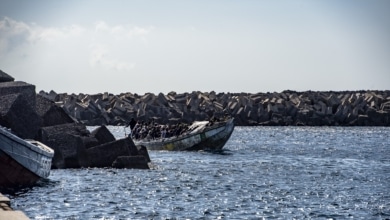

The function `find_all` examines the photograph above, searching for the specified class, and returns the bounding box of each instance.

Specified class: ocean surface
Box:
[5,126,390,219]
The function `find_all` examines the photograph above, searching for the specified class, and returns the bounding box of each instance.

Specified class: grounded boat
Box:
[0,126,54,188]
[134,118,234,151]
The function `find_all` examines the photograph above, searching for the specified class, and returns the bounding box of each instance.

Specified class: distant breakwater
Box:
[39,90,390,126]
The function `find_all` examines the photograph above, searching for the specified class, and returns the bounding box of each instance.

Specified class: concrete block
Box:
[228,101,238,111]
[326,94,341,107]
[86,138,130,168]
[0,93,42,139]
[381,101,390,111]
[141,93,155,104]
[36,94,74,127]
[326,106,333,115]
[208,91,217,101]
[90,125,116,145]
[0,69,14,82]
[0,81,37,109]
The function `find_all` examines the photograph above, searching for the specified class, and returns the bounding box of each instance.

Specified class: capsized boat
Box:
[134,118,234,151]
[0,126,54,188]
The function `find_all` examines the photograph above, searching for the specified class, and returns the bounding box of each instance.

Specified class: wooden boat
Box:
[0,126,54,188]
[134,118,234,151]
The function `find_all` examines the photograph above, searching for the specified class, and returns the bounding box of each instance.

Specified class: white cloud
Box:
[0,17,85,44]
[0,17,31,55]
[0,17,30,36]
[89,44,136,71]
[30,24,85,43]
[94,21,153,38]
[0,17,151,72]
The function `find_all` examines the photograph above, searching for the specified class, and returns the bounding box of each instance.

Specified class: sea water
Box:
[5,126,390,219]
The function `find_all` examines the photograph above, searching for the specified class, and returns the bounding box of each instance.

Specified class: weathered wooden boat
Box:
[134,118,234,151]
[0,126,54,188]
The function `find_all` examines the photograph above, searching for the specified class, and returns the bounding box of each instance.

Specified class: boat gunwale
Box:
[0,127,54,158]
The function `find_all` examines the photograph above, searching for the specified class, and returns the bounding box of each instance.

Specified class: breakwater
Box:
[40,90,390,126]
[0,70,150,170]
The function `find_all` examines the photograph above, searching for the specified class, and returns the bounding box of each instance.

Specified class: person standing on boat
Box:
[125,118,137,137]
[160,125,167,138]
[127,118,137,130]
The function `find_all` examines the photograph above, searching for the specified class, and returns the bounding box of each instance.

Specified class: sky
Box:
[0,0,389,94]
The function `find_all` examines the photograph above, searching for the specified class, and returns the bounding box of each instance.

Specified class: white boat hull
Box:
[0,126,54,188]
[135,118,234,151]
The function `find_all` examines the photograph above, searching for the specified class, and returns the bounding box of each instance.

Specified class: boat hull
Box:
[135,118,234,151]
[0,149,41,188]
[0,127,54,188]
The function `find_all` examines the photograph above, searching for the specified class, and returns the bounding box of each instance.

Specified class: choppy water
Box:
[5,126,390,219]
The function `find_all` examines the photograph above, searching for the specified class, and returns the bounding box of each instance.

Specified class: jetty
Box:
[1,70,150,170]
[0,193,29,219]
[40,90,390,126]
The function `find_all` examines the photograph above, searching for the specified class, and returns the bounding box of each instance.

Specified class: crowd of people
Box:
[125,117,225,141]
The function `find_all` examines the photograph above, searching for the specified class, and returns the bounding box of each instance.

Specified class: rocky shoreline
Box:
[0,70,150,170]
[40,90,390,127]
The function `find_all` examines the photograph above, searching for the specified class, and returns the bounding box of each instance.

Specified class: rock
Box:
[0,81,36,109]
[0,72,154,170]
[35,94,75,127]
[112,156,149,169]
[141,93,155,104]
[122,137,141,156]
[43,90,390,126]
[357,114,369,126]
[136,145,151,163]
[38,123,91,168]
[85,138,132,168]
[90,125,116,145]
[381,101,390,112]
[334,104,349,123]
[0,93,42,139]
[51,133,87,168]
[295,109,313,125]
[42,133,85,169]
[80,136,100,149]
[326,94,341,112]
[38,90,59,102]
[0,70,14,82]
[155,92,169,106]
[367,109,389,126]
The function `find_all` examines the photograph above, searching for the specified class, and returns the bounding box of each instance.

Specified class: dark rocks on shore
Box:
[0,70,150,169]
[0,81,37,108]
[41,90,390,127]
[0,93,42,139]
[36,94,75,127]
[39,123,89,168]
[86,137,147,168]
[90,125,115,144]
[0,70,14,82]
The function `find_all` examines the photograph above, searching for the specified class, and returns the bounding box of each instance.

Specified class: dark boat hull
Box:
[0,149,40,188]
[0,126,54,188]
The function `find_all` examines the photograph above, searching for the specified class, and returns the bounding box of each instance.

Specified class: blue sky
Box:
[1,0,389,94]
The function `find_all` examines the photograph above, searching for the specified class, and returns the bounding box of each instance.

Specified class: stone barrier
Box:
[0,70,150,170]
[40,90,390,126]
